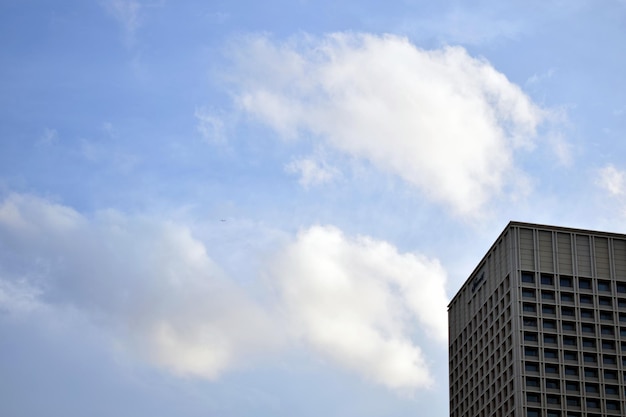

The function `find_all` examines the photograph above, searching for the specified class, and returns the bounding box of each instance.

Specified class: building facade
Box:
[448,222,626,417]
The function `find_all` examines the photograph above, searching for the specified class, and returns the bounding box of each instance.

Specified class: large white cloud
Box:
[0,193,278,379]
[271,225,448,391]
[0,193,450,392]
[227,32,546,217]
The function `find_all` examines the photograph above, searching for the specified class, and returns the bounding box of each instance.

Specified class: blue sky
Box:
[1,1,625,416]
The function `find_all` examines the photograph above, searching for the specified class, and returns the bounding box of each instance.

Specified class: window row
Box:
[522,303,626,320]
[528,410,612,417]
[523,332,626,350]
[521,272,626,294]
[525,377,622,394]
[524,362,626,380]
[524,347,625,365]
[526,392,621,408]
[521,288,626,308]
[522,317,621,336]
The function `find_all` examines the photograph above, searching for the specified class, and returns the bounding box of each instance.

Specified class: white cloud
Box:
[37,128,58,146]
[103,0,142,41]
[598,164,626,196]
[271,225,448,391]
[195,108,226,143]
[0,193,279,379]
[228,33,547,217]
[0,193,450,392]
[285,156,339,187]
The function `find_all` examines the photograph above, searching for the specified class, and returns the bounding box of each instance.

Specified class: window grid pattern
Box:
[520,271,626,416]
[449,223,626,417]
[449,276,514,417]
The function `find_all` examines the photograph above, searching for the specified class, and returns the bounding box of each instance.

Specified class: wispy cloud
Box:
[598,164,626,196]
[272,225,448,391]
[195,108,226,143]
[526,68,557,87]
[406,8,525,46]
[227,33,549,218]
[285,156,339,188]
[36,127,58,147]
[103,0,142,45]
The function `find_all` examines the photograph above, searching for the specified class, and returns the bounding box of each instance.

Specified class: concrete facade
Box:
[449,222,626,417]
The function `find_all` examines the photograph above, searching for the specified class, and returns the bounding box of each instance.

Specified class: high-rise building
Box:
[448,222,626,417]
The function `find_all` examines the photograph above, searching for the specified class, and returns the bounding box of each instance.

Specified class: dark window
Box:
[604,370,618,379]
[562,321,576,331]
[561,292,574,302]
[584,368,598,378]
[541,274,554,285]
[586,399,599,409]
[599,297,612,307]
[621,327,626,337]
[545,379,559,389]
[544,349,558,359]
[526,393,540,403]
[586,383,599,393]
[525,347,539,357]
[600,311,613,321]
[560,276,573,287]
[580,294,593,304]
[546,395,560,405]
[545,364,558,374]
[565,381,579,391]
[579,278,592,289]
[583,353,597,363]
[607,401,620,411]
[598,280,611,291]
[544,319,557,329]
[522,289,535,299]
[606,385,619,395]
[566,397,580,406]
[603,355,617,365]
[582,338,595,348]
[526,377,540,387]
[602,340,615,350]
[620,312,626,322]
[522,272,535,283]
[547,411,560,417]
[563,336,576,346]
[524,318,537,327]
[561,307,575,316]
[526,362,539,372]
[582,323,595,334]
[601,325,614,335]
[563,351,577,361]
[619,298,626,308]
[524,332,538,342]
[527,409,540,417]
[542,305,556,315]
[581,309,594,319]
[542,290,555,301]
[564,366,578,376]
[617,282,626,293]
[543,334,556,344]
[523,303,536,312]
